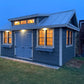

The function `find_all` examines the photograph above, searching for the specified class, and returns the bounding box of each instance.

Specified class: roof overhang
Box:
[8,14,49,21]
[0,23,79,31]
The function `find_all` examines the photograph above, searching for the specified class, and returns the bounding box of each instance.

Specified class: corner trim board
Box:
[59,28,62,66]
[14,31,16,56]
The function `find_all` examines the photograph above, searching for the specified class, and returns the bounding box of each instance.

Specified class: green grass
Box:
[0,58,84,84]
[74,57,84,61]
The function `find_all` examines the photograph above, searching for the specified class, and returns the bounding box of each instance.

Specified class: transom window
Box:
[3,31,12,44]
[66,30,73,46]
[27,19,34,24]
[38,29,54,47]
[21,20,27,24]
[14,19,35,25]
[14,21,20,25]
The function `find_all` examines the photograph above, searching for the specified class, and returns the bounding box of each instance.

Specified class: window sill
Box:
[36,47,54,52]
[2,44,12,48]
[66,45,73,48]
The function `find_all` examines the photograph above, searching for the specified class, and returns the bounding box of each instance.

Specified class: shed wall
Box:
[1,31,14,57]
[62,28,75,64]
[33,28,59,66]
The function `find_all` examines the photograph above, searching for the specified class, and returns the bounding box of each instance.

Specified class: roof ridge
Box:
[50,9,75,15]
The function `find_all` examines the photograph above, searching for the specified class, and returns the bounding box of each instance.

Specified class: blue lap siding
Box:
[0,28,76,66]
[33,28,59,66]
[1,31,14,57]
[62,28,75,64]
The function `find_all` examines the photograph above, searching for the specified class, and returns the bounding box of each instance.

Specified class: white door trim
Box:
[14,31,16,56]
[59,28,62,66]
[14,30,33,59]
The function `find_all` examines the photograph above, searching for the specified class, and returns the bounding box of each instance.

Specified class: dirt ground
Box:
[66,59,84,68]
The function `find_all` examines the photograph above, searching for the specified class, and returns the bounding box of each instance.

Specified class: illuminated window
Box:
[27,19,34,24]
[38,29,53,47]
[4,32,8,44]
[70,31,72,45]
[47,29,53,46]
[14,21,20,25]
[66,30,73,46]
[38,30,45,46]
[8,31,12,44]
[66,30,69,45]
[21,20,26,24]
[14,19,35,25]
[3,31,12,44]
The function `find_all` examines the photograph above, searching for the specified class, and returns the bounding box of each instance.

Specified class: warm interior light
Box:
[21,20,26,24]
[14,21,20,25]
[28,19,34,24]
[43,28,47,30]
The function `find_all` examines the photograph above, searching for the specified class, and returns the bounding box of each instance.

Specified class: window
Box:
[66,30,73,46]
[21,20,26,24]
[14,21,20,25]
[46,29,53,46]
[38,29,53,47]
[4,32,8,44]
[14,19,35,25]
[66,30,69,45]
[27,19,34,24]
[8,32,12,44]
[69,31,72,45]
[3,31,12,44]
[38,30,45,46]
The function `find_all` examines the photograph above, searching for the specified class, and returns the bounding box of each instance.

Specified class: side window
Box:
[3,31,12,44]
[69,31,72,45]
[66,30,73,46]
[66,30,69,45]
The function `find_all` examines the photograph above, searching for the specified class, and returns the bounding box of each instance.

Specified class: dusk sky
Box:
[0,0,84,27]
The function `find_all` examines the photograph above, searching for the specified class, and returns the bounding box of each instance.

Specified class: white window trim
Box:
[66,30,73,48]
[3,31,12,45]
[36,29,54,48]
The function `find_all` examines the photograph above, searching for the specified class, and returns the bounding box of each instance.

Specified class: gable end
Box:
[69,14,78,27]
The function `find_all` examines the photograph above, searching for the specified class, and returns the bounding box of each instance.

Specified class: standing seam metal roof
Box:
[0,10,79,31]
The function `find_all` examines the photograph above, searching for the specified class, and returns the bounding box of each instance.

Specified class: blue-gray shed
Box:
[0,10,79,66]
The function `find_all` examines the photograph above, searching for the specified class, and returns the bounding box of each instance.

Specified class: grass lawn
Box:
[0,57,84,84]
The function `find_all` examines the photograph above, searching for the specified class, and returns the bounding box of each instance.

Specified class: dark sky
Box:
[0,0,84,27]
